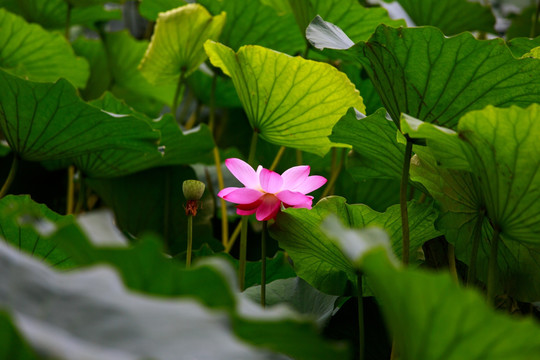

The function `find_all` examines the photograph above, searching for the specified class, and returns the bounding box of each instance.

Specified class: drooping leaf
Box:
[307,21,540,129]
[0,195,75,269]
[72,37,112,101]
[384,0,495,35]
[104,30,176,110]
[139,4,226,84]
[205,41,365,156]
[0,310,38,360]
[406,104,540,300]
[270,196,440,295]
[138,0,186,20]
[322,217,540,360]
[199,0,304,54]
[330,107,405,180]
[73,92,214,178]
[0,70,160,162]
[0,8,89,88]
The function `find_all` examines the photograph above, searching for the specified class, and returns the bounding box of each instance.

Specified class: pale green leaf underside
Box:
[270,196,439,295]
[139,3,226,84]
[205,41,365,156]
[199,0,304,54]
[0,8,89,88]
[389,0,495,35]
[0,70,160,162]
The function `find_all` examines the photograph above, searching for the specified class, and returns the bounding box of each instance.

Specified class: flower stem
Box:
[239,217,248,290]
[225,221,242,253]
[186,214,193,267]
[66,165,75,215]
[487,226,500,304]
[172,70,186,121]
[400,139,413,265]
[261,221,268,307]
[209,74,229,247]
[269,146,286,171]
[0,154,18,199]
[238,130,259,290]
[322,148,345,198]
[357,272,365,360]
[467,213,484,286]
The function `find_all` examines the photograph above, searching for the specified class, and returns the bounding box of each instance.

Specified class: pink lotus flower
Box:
[218,158,327,221]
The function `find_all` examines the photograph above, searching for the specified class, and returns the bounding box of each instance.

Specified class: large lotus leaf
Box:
[104,30,176,109]
[205,41,365,156]
[322,217,540,360]
[139,0,186,20]
[270,196,439,295]
[0,195,75,269]
[0,311,38,360]
[0,241,277,359]
[199,0,304,54]
[139,4,226,84]
[0,70,160,162]
[73,92,214,178]
[10,208,348,360]
[0,0,121,29]
[410,148,540,301]
[383,0,495,35]
[405,105,540,300]
[330,107,405,180]
[72,37,112,101]
[0,8,89,88]
[307,21,540,129]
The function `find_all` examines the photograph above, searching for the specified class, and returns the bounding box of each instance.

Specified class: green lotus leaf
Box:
[0,195,75,269]
[406,105,540,300]
[307,22,540,129]
[205,41,365,156]
[0,70,160,162]
[72,37,112,101]
[270,196,440,295]
[507,35,540,57]
[322,217,540,360]
[139,3,226,84]
[0,310,38,360]
[104,30,176,110]
[0,8,89,88]
[199,0,304,54]
[330,107,405,180]
[383,0,495,35]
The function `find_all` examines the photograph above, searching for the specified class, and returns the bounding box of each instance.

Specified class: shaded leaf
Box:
[0,311,38,360]
[139,3,226,84]
[270,196,440,295]
[0,70,160,162]
[507,35,540,57]
[138,0,186,20]
[205,41,365,156]
[72,37,112,101]
[0,8,89,88]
